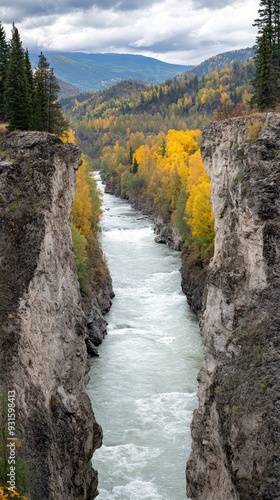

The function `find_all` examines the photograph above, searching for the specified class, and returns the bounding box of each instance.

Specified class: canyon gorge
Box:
[0,112,279,499]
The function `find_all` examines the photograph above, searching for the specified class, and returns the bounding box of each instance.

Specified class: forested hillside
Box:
[62,59,255,161]
[61,56,256,313]
[184,47,254,78]
[29,52,190,92]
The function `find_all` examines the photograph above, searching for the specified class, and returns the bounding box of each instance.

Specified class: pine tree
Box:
[271,0,280,99]
[33,52,68,134]
[24,49,34,127]
[4,24,31,130]
[252,0,280,108]
[0,22,9,121]
[252,29,273,108]
[33,52,49,131]
[46,66,68,134]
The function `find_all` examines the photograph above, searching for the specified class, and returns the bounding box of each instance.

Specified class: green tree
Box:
[33,52,50,131]
[252,29,273,108]
[4,24,31,130]
[46,66,68,134]
[24,49,34,126]
[0,22,9,121]
[252,0,280,108]
[33,52,67,134]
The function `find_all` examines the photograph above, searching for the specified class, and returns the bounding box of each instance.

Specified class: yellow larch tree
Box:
[186,167,214,247]
[71,158,93,239]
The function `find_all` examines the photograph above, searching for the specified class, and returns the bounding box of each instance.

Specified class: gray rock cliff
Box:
[0,131,102,499]
[187,114,280,499]
[154,214,182,250]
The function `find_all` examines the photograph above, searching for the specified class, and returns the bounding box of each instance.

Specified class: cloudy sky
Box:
[1,0,259,65]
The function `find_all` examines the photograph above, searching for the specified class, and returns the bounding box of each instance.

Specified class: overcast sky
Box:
[0,0,259,65]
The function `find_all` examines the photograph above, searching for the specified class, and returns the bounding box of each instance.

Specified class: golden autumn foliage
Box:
[0,486,28,500]
[185,149,215,251]
[61,58,255,275]
[61,129,109,295]
[72,159,95,239]
[63,57,255,165]
[71,155,108,294]
[186,172,215,244]
[60,127,76,144]
[186,150,205,191]
[100,127,215,263]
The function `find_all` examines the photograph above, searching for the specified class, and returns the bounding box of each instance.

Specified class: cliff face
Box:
[187,114,280,500]
[180,246,207,316]
[0,132,102,499]
[154,215,182,250]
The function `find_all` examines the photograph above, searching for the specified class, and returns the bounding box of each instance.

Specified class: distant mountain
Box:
[29,52,190,92]
[57,79,79,98]
[184,47,255,79]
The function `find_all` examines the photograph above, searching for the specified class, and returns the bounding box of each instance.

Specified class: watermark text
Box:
[6,390,17,492]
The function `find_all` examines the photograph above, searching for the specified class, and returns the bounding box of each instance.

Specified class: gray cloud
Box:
[135,33,199,54]
[0,0,159,23]
[195,0,233,8]
[0,0,259,65]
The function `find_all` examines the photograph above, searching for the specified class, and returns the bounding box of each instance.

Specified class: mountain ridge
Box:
[30,48,254,95]
[29,51,190,92]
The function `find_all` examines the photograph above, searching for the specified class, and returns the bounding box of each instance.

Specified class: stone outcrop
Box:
[0,132,103,499]
[180,246,207,316]
[83,262,114,355]
[154,214,182,250]
[187,114,280,499]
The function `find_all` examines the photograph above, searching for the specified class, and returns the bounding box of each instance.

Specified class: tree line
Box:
[0,23,67,134]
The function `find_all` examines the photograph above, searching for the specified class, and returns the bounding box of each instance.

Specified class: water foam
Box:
[105,226,153,243]
[89,182,202,500]
[134,392,198,439]
[97,479,166,500]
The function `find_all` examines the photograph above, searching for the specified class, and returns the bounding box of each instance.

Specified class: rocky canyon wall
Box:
[187,113,280,499]
[0,132,103,499]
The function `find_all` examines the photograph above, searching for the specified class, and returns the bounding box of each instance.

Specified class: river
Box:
[87,174,202,500]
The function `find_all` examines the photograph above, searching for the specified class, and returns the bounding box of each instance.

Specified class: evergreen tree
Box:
[46,66,68,134]
[24,49,34,126]
[252,29,273,108]
[4,24,31,130]
[33,52,50,131]
[33,51,67,134]
[0,22,9,121]
[252,0,280,108]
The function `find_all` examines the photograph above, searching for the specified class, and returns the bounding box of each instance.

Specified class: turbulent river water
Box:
[87,174,203,500]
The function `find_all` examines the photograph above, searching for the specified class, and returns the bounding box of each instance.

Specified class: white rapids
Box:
[87,173,202,500]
